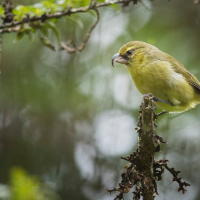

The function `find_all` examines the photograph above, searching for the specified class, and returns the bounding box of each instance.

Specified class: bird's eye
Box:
[126,50,132,55]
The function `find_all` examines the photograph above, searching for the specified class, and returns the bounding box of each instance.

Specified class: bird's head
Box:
[112,41,156,67]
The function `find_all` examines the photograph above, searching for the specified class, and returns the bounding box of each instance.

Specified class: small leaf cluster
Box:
[10,0,106,22]
[15,18,61,52]
[13,0,71,22]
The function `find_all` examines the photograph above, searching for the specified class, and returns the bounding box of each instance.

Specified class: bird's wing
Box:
[185,77,200,90]
[169,56,200,90]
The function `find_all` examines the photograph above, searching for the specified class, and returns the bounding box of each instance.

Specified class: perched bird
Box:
[112,41,200,113]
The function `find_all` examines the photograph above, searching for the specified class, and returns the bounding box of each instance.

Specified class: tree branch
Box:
[0,0,139,32]
[107,93,190,200]
[108,93,157,200]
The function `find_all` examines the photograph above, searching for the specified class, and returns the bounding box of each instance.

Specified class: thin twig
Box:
[154,159,191,194]
[1,26,20,33]
[77,8,99,51]
[163,162,191,194]
[59,8,100,53]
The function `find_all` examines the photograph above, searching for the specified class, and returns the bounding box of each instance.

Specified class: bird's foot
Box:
[143,93,174,107]
[142,93,157,110]
[142,93,154,99]
[142,93,170,117]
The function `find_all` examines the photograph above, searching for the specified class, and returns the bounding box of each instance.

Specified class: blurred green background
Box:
[1,0,200,199]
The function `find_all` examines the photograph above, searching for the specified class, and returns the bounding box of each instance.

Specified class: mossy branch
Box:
[107,93,190,200]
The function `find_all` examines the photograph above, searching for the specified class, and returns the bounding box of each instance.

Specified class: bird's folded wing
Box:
[185,78,200,90]
[170,57,200,90]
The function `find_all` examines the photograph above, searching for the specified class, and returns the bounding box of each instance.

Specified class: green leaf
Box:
[18,24,33,32]
[46,21,60,44]
[66,16,84,29]
[109,4,120,10]
[49,18,57,23]
[28,32,36,43]
[70,0,90,8]
[41,1,58,13]
[40,36,56,51]
[40,25,49,37]
[29,7,45,17]
[12,0,73,22]
[13,5,31,21]
[88,10,96,17]
[16,32,25,41]
[57,0,70,10]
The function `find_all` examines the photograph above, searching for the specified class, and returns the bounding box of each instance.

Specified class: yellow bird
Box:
[112,41,200,114]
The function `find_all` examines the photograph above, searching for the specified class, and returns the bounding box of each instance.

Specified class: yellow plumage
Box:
[112,41,200,113]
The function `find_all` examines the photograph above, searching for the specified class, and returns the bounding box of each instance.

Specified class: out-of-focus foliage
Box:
[0,5,4,17]
[10,167,57,200]
[0,168,60,200]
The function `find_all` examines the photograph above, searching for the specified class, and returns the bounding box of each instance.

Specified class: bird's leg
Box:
[153,97,174,107]
[142,93,170,119]
[153,97,171,117]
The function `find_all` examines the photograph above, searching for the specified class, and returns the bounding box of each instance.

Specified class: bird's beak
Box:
[112,53,128,67]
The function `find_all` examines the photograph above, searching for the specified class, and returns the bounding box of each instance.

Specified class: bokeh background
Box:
[1,0,200,199]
